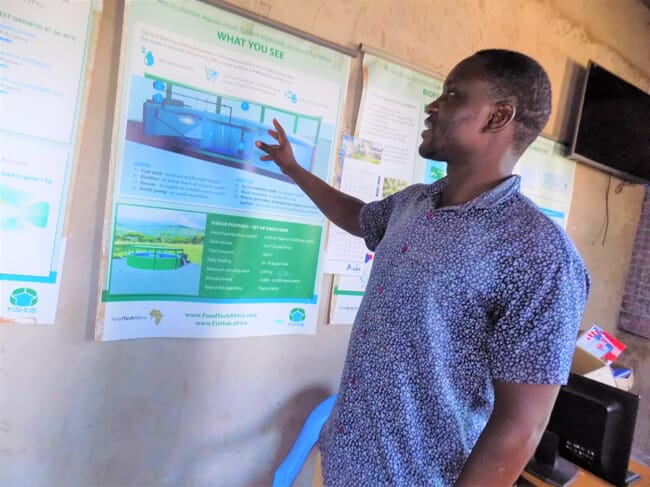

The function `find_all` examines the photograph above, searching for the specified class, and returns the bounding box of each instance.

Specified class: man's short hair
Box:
[474,49,552,153]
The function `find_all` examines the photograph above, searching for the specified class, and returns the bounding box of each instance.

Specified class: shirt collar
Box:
[423,175,521,211]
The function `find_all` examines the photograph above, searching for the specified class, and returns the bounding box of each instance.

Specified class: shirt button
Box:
[336,423,345,433]
[427,210,435,220]
[349,376,358,386]
[400,244,408,253]
[376,285,385,294]
[360,329,368,338]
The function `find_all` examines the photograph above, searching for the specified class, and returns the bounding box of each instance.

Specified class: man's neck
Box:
[440,165,513,208]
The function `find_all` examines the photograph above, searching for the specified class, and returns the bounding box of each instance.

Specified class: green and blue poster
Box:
[96,0,351,340]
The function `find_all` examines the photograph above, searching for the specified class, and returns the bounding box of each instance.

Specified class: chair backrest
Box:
[272,394,338,487]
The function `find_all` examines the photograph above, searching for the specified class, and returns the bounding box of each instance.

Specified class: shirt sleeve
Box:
[359,185,425,251]
[359,193,398,252]
[488,240,590,385]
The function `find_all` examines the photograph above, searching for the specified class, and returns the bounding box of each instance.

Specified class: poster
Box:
[328,53,445,324]
[323,135,383,275]
[0,0,100,324]
[96,0,351,340]
[515,137,576,229]
[355,53,446,185]
[325,55,445,279]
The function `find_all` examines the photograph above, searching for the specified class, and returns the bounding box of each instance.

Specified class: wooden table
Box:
[519,459,650,487]
[312,452,650,486]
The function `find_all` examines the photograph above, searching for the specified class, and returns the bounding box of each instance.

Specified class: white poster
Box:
[324,135,383,275]
[515,137,576,229]
[0,0,100,324]
[328,53,445,324]
[356,53,446,183]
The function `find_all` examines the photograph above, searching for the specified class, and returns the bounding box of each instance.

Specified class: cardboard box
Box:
[571,346,617,387]
[612,365,635,392]
[570,347,634,391]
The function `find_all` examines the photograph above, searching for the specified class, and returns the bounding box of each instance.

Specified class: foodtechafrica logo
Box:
[288,307,306,327]
[8,287,39,313]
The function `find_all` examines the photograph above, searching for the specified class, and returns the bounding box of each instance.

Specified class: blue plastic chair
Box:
[272,394,338,487]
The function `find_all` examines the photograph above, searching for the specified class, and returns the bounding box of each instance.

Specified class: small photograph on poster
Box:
[381,177,409,197]
[108,205,206,296]
[340,135,382,164]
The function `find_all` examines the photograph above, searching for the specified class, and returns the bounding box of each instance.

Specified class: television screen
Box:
[570,61,650,183]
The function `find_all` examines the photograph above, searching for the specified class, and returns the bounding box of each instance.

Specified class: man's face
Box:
[419,56,497,163]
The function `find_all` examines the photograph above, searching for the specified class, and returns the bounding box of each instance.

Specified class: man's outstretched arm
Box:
[256,119,365,237]
[454,381,560,487]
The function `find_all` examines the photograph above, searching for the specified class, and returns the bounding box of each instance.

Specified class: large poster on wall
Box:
[95,0,351,340]
[0,0,101,324]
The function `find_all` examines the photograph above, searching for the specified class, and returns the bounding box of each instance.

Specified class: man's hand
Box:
[255,118,301,177]
[254,118,364,237]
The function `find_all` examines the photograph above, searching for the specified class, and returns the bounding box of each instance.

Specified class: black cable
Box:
[592,175,612,246]
[601,175,611,246]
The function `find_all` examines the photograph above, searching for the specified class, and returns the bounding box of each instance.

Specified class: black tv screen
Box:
[570,61,650,183]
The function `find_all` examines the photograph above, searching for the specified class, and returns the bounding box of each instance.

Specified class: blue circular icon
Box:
[153,93,164,103]
[241,102,250,111]
[153,80,166,91]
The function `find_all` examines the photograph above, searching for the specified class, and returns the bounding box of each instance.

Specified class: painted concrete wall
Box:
[1,1,649,485]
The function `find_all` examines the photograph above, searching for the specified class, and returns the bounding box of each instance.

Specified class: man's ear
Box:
[484,102,516,133]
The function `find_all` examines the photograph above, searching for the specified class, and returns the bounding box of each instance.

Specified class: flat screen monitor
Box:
[545,373,640,486]
[569,61,650,183]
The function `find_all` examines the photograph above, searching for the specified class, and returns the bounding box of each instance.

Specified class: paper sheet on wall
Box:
[0,1,101,324]
[356,53,446,184]
[95,0,351,340]
[323,135,383,275]
[328,53,446,323]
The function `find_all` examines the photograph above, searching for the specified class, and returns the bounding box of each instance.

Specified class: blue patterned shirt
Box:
[319,175,590,486]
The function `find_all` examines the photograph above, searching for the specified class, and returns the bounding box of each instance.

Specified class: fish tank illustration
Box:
[125,245,185,270]
[132,76,322,183]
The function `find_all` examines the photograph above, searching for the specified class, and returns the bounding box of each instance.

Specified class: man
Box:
[256,49,589,486]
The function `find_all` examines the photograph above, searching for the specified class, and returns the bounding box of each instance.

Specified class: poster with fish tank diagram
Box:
[0,1,101,324]
[95,0,351,340]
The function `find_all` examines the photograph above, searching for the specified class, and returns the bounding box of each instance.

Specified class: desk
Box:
[520,459,650,487]
[312,452,650,486]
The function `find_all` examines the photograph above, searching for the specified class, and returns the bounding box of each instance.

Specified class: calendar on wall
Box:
[323,135,382,275]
